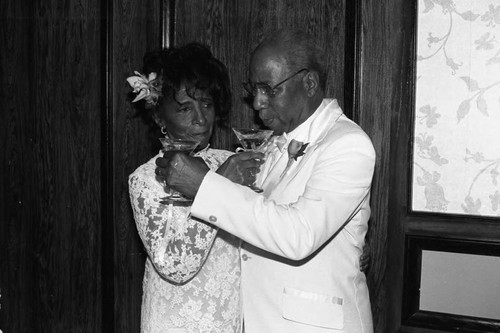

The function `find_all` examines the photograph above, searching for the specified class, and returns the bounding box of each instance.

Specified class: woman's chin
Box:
[193,138,209,150]
[191,133,211,147]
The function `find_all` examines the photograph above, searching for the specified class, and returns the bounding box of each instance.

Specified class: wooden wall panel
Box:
[1,0,163,331]
[356,0,412,332]
[109,0,163,332]
[173,0,346,152]
[1,0,36,331]
[1,0,103,331]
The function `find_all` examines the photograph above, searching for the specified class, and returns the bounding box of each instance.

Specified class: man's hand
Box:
[155,152,209,198]
[216,151,265,186]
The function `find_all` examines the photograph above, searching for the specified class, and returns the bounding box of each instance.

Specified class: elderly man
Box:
[157,29,375,333]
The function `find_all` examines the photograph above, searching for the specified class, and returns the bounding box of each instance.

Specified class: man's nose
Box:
[252,90,269,111]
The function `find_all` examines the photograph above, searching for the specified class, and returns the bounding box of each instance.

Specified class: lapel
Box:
[261,99,344,195]
[261,148,289,194]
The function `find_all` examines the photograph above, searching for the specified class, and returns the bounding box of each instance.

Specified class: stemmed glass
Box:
[158,137,200,204]
[232,128,274,193]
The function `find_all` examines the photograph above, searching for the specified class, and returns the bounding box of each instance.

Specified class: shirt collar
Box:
[193,144,210,157]
[273,99,335,152]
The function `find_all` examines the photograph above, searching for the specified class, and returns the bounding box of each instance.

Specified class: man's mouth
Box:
[262,118,274,127]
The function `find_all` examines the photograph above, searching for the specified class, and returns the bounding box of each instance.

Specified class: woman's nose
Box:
[252,90,269,111]
[193,106,207,125]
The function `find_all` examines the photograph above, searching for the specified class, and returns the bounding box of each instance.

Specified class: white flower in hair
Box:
[126,71,163,107]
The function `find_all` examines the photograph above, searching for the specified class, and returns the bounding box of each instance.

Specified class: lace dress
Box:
[129,147,241,333]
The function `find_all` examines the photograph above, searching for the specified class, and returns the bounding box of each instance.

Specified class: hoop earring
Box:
[161,126,168,136]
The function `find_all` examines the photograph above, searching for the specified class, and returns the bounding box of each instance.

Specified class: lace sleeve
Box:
[128,170,218,284]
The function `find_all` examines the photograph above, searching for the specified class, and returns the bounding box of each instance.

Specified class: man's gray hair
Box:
[256,29,327,90]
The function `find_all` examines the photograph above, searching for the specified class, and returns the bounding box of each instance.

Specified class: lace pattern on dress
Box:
[129,148,241,333]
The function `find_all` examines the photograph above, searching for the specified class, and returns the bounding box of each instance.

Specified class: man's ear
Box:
[302,71,319,97]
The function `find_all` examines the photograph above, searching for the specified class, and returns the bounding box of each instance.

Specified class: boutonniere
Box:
[280,139,310,178]
[126,71,163,108]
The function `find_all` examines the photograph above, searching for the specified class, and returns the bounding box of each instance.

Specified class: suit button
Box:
[241,254,249,261]
[209,215,217,222]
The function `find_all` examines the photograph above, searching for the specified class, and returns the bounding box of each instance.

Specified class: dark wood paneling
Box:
[109,0,162,331]
[356,0,415,332]
[2,0,164,331]
[402,236,500,332]
[173,0,346,152]
[1,0,103,331]
[1,0,36,331]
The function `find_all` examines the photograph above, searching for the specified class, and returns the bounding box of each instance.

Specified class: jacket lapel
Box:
[282,100,344,182]
[262,99,344,195]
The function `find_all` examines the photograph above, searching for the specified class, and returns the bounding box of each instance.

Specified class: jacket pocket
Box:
[282,287,344,330]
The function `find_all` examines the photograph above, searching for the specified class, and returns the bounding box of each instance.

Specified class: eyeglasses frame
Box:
[243,68,309,98]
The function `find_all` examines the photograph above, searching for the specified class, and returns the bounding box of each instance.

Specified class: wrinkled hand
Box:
[155,152,209,198]
[216,151,265,186]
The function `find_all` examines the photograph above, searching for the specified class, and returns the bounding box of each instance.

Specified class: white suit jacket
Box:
[191,99,375,332]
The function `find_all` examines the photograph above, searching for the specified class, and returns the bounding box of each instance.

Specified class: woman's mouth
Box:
[190,131,210,142]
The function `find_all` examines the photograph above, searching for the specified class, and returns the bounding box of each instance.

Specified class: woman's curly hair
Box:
[142,43,231,127]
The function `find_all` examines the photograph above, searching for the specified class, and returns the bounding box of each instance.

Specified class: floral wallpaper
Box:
[412,0,500,217]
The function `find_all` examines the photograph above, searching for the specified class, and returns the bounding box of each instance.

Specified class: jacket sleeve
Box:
[191,132,375,261]
[128,172,218,284]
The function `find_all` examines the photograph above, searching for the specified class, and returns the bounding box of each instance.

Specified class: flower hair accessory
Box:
[280,139,309,178]
[126,71,163,108]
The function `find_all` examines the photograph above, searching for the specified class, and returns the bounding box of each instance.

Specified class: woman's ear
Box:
[152,112,165,129]
[303,71,319,97]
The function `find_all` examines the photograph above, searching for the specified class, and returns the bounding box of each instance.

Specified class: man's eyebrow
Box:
[250,80,272,86]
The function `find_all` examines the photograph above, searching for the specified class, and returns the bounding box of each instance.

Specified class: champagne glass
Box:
[232,128,274,192]
[158,137,200,204]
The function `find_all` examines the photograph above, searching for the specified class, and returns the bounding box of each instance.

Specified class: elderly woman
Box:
[127,43,258,333]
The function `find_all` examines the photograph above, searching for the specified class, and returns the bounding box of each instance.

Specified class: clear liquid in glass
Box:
[232,128,274,192]
[158,137,200,204]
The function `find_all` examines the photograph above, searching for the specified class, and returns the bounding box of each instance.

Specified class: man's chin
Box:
[262,121,282,135]
[268,125,284,135]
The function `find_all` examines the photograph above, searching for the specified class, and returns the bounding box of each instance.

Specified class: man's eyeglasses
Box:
[243,68,309,98]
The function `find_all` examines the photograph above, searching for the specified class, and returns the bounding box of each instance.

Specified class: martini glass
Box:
[158,137,200,204]
[232,128,274,192]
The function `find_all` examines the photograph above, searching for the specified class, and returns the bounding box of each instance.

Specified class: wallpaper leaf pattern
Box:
[413,0,500,217]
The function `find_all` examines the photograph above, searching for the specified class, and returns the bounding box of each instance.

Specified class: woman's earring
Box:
[161,126,168,136]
